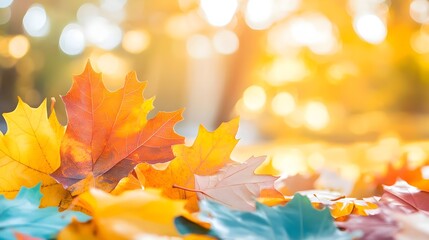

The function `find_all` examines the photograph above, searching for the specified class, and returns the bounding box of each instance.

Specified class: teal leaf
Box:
[0,183,91,240]
[174,216,211,236]
[176,193,360,240]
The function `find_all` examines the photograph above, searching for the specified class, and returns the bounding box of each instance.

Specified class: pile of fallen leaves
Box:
[1,62,429,240]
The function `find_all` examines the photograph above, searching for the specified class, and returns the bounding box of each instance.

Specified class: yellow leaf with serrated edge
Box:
[137,118,239,211]
[0,98,68,206]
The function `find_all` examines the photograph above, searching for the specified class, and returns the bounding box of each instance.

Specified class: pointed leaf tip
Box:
[126,71,138,81]
[0,97,66,206]
[16,183,43,204]
[54,62,184,195]
[85,59,94,71]
[194,156,278,211]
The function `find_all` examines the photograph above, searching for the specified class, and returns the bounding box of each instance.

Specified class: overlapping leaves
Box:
[52,63,184,195]
[2,62,429,239]
[176,194,359,240]
[0,184,89,240]
[59,188,186,239]
[0,98,67,206]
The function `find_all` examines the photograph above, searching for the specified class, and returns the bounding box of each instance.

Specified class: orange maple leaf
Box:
[137,118,239,211]
[52,62,184,195]
[375,155,429,191]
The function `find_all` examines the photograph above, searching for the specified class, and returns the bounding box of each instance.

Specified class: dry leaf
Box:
[254,157,280,176]
[380,179,429,214]
[0,98,67,206]
[274,173,320,195]
[14,233,42,240]
[138,118,239,211]
[394,212,429,239]
[375,156,429,191]
[337,210,399,240]
[194,156,279,211]
[57,219,97,240]
[110,174,141,195]
[51,62,184,195]
[66,188,187,239]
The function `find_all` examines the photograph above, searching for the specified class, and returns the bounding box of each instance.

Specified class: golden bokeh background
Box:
[2,0,429,184]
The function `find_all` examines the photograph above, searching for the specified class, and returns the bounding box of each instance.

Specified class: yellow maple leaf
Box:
[255,157,281,176]
[137,118,239,211]
[66,188,187,239]
[57,219,97,240]
[330,199,378,219]
[0,98,68,206]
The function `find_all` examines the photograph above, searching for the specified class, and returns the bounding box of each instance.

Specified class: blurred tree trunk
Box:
[0,1,31,130]
[215,20,265,125]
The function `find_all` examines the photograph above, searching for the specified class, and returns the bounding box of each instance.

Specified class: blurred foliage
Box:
[0,0,429,141]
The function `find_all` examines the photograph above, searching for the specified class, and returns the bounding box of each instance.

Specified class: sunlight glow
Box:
[0,0,12,8]
[23,4,50,37]
[273,149,306,175]
[411,30,429,54]
[8,35,29,59]
[354,14,387,44]
[122,30,151,54]
[304,101,330,130]
[84,17,122,50]
[59,23,85,55]
[245,0,274,30]
[186,34,212,59]
[243,85,267,111]
[410,0,429,23]
[213,30,239,55]
[266,57,308,85]
[200,0,238,27]
[271,92,296,116]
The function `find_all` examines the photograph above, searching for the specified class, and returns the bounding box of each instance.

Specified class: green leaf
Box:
[176,193,360,240]
[0,183,90,240]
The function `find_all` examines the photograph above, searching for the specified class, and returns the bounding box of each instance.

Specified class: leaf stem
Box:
[330,195,346,201]
[172,184,204,193]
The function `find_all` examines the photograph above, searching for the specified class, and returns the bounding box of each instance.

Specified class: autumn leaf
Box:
[274,173,320,195]
[336,210,399,240]
[176,194,359,239]
[51,62,184,195]
[330,198,378,219]
[57,220,97,240]
[300,190,379,219]
[380,179,429,214]
[258,190,342,208]
[110,162,148,195]
[110,173,141,195]
[63,188,187,239]
[393,212,429,239]
[0,184,90,240]
[192,156,279,211]
[261,190,378,219]
[255,157,281,176]
[0,98,68,206]
[338,200,429,240]
[183,234,217,240]
[375,156,429,191]
[137,118,239,211]
[14,233,43,240]
[349,173,378,198]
